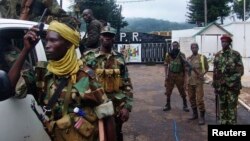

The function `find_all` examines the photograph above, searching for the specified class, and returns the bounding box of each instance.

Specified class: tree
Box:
[233,0,250,21]
[186,0,204,26]
[73,0,127,32]
[186,0,232,26]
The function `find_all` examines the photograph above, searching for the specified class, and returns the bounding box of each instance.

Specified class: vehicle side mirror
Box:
[0,70,13,101]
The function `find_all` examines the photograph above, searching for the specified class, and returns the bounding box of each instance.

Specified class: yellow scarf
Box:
[47,20,81,83]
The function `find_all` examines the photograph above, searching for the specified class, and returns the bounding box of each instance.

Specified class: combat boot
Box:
[163,97,171,111]
[182,97,190,112]
[198,111,205,125]
[189,108,198,120]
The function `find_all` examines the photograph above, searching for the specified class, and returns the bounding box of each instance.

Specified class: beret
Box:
[220,34,232,42]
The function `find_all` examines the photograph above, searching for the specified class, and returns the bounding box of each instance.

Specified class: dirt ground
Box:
[122,64,250,141]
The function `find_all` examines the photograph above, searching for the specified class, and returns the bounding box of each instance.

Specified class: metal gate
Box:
[114,42,169,64]
[114,32,171,64]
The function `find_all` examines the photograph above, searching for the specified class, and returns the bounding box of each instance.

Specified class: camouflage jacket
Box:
[81,19,102,49]
[212,49,244,91]
[82,48,133,112]
[15,61,107,123]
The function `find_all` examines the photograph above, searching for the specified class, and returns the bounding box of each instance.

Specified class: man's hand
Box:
[23,26,40,51]
[117,108,129,122]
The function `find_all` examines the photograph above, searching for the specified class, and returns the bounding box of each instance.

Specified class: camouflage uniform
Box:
[164,52,189,111]
[187,54,209,124]
[0,0,20,18]
[82,48,133,141]
[80,19,103,52]
[0,38,30,72]
[212,48,244,125]
[15,61,108,141]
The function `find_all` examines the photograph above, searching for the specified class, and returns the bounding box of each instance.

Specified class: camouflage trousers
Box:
[165,72,187,98]
[187,84,205,111]
[218,89,239,125]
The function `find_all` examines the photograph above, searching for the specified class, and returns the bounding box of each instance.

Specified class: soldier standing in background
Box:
[80,9,103,53]
[0,0,20,18]
[82,26,133,141]
[212,34,244,125]
[163,41,189,112]
[20,0,66,21]
[186,43,209,125]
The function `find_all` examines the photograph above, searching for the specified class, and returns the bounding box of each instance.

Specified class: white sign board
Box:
[117,44,142,63]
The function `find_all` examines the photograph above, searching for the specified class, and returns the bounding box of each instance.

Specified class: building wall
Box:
[223,22,250,58]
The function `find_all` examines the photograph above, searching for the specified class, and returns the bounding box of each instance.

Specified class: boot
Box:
[182,97,190,112]
[198,111,205,125]
[163,97,171,111]
[188,108,198,120]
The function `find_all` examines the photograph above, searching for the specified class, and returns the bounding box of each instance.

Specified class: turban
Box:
[47,20,81,83]
[48,20,80,47]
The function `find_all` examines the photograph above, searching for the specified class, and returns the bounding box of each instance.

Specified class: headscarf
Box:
[46,20,81,83]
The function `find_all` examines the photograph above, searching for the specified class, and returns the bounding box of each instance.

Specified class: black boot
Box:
[182,97,190,112]
[189,108,198,120]
[198,111,205,125]
[163,97,171,111]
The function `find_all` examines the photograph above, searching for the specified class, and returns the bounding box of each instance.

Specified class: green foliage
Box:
[187,0,232,25]
[233,0,250,21]
[186,0,204,25]
[122,18,196,33]
[74,0,127,31]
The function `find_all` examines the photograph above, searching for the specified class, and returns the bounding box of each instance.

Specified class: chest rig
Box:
[95,56,122,93]
[169,53,183,73]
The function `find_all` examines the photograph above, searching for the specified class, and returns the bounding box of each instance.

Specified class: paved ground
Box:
[122,64,250,141]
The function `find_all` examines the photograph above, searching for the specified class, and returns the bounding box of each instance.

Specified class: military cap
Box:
[220,34,232,42]
[101,26,116,35]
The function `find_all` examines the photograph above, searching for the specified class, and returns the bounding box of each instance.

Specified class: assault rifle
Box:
[179,55,200,76]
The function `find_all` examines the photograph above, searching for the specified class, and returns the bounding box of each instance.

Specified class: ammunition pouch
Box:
[55,114,72,129]
[55,113,96,138]
[82,107,98,123]
[96,69,121,93]
[74,116,95,138]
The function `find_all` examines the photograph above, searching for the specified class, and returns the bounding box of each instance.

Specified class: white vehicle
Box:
[0,19,81,141]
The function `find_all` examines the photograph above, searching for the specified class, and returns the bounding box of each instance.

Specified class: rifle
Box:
[179,55,200,77]
[30,100,52,137]
[215,92,220,123]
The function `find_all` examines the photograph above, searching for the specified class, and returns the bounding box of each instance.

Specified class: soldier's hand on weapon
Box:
[117,108,129,122]
[24,26,40,51]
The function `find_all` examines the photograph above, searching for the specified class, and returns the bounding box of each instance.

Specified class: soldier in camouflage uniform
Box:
[20,0,66,21]
[8,20,114,141]
[0,38,31,72]
[82,26,133,141]
[80,9,103,53]
[186,43,209,125]
[163,41,189,112]
[212,34,244,125]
